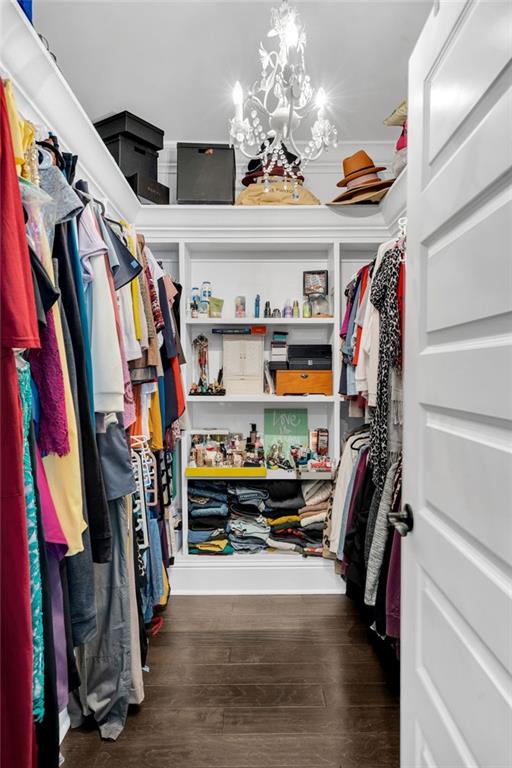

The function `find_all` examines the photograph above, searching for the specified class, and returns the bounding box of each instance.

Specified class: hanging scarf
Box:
[17,358,45,721]
[369,245,402,494]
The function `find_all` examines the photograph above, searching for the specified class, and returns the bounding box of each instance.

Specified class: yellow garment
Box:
[195,539,229,553]
[3,80,34,176]
[148,388,164,451]
[236,178,320,206]
[36,212,86,555]
[268,515,301,527]
[121,220,142,339]
[131,279,142,340]
[159,566,170,606]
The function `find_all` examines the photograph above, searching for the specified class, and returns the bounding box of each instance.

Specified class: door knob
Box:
[388,503,414,537]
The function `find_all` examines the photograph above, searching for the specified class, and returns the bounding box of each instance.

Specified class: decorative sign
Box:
[264,408,309,456]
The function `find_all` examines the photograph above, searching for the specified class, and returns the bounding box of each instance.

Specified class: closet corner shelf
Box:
[185,394,335,404]
[185,317,336,327]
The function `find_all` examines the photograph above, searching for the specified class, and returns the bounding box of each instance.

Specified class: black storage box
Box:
[269,361,289,371]
[127,173,169,205]
[94,111,164,180]
[288,344,332,370]
[177,143,235,204]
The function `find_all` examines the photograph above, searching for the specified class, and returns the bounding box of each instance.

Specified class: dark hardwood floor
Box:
[61,595,399,768]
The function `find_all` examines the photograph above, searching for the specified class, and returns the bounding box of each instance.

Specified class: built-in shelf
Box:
[185,317,335,326]
[185,468,330,481]
[186,394,335,404]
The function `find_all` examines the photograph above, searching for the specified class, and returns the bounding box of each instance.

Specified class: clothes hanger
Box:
[36,140,65,170]
[396,217,407,262]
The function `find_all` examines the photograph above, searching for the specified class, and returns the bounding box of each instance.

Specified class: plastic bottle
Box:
[292,300,300,318]
[254,294,261,318]
[302,298,312,318]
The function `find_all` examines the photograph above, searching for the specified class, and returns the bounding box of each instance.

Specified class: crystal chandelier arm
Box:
[307,142,325,162]
[293,100,316,120]
[237,143,262,160]
[262,52,280,112]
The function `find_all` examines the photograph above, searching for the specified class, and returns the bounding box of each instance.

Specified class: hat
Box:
[336,149,386,188]
[384,99,407,127]
[242,165,305,187]
[331,148,394,204]
[329,185,391,206]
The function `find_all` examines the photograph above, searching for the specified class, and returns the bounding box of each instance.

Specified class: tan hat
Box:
[336,149,386,188]
[384,98,407,127]
[329,185,391,206]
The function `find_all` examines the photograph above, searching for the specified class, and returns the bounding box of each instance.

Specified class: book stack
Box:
[270,331,288,370]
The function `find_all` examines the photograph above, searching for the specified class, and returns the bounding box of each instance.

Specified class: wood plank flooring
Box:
[61,595,399,768]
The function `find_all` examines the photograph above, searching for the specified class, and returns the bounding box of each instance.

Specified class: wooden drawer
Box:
[275,370,333,396]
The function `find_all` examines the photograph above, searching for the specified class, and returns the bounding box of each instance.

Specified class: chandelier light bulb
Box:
[284,18,299,49]
[232,81,244,106]
[315,87,327,110]
[232,80,244,122]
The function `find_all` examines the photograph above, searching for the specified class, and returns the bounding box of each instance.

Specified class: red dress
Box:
[0,83,41,768]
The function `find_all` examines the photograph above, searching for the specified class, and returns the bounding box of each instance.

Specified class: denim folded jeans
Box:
[228,485,269,504]
[189,483,227,503]
[188,528,224,544]
[190,503,228,517]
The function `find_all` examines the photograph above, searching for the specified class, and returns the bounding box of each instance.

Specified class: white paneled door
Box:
[402,1,512,766]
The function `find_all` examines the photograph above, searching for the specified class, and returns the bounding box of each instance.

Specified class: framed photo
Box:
[303,270,328,296]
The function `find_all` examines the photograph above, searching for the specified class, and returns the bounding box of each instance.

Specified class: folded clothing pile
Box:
[227,483,270,553]
[188,481,233,554]
[298,480,332,556]
[265,480,306,552]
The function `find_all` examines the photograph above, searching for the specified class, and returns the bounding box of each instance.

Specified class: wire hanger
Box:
[397,216,407,263]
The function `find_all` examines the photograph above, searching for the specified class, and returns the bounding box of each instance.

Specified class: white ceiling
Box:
[34,1,431,144]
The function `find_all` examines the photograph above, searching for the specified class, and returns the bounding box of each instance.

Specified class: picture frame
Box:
[303,269,328,296]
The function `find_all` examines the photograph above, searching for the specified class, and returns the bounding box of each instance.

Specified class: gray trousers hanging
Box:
[69,497,132,740]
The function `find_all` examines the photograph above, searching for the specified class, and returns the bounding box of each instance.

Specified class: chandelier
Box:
[229,0,338,192]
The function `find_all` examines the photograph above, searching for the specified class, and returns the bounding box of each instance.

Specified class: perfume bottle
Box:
[292,300,300,318]
[283,299,293,318]
[264,301,271,318]
[302,298,312,318]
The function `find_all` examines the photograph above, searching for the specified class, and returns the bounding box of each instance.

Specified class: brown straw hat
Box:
[329,185,391,205]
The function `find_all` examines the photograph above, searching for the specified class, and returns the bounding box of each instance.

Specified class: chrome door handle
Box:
[389,503,414,537]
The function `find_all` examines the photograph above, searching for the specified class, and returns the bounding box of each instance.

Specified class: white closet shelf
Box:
[185,317,335,326]
[185,469,330,481]
[186,394,335,403]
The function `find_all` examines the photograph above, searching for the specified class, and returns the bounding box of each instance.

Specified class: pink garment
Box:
[340,297,352,338]
[163,274,178,306]
[396,120,407,152]
[104,254,137,427]
[29,310,70,457]
[78,202,107,283]
[386,530,401,638]
[35,446,68,555]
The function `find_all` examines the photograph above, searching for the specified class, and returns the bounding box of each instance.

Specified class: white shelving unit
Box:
[141,209,406,593]
[1,0,406,593]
